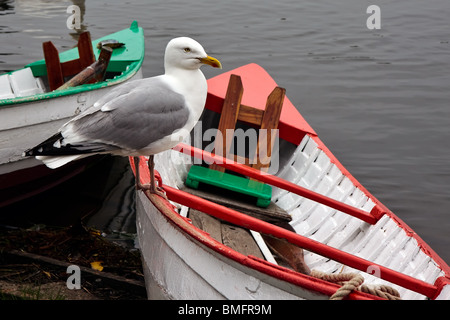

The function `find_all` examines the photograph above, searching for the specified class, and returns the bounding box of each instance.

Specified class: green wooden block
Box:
[186,165,272,208]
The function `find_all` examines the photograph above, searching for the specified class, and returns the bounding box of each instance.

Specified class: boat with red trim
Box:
[131,63,450,300]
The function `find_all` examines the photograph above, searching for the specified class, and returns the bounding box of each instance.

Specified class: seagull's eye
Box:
[183,47,191,53]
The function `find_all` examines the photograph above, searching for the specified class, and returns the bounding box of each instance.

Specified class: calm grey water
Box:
[1,0,449,263]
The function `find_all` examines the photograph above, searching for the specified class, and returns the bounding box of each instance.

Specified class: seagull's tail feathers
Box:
[23,132,113,169]
[35,154,90,169]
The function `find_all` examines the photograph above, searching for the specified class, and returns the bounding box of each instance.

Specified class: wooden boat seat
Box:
[185,74,285,208]
[43,31,97,91]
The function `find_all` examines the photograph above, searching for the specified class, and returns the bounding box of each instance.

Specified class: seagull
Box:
[24,37,222,198]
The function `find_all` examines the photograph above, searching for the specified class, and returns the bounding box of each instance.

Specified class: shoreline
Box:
[0,224,146,300]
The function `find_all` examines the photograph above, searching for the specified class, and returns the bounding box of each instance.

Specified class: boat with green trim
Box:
[0,21,144,207]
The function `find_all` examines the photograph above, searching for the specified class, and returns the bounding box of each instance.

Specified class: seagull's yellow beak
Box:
[198,56,222,69]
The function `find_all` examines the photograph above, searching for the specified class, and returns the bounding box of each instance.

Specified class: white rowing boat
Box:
[132,63,450,300]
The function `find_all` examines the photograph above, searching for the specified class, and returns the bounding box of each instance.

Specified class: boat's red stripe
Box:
[173,143,383,224]
[163,184,439,299]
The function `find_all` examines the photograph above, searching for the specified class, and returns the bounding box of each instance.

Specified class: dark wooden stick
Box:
[56,46,112,91]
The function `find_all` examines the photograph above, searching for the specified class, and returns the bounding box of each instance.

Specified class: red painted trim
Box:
[161,184,439,299]
[174,143,381,225]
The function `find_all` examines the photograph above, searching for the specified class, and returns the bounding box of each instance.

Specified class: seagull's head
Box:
[164,37,222,72]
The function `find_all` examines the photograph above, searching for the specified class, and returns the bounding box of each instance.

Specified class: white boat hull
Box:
[0,68,143,175]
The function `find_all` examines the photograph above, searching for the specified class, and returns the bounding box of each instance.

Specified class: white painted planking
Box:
[8,68,44,97]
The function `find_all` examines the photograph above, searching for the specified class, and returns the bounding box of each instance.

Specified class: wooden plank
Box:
[210,74,243,172]
[189,209,222,243]
[43,41,64,91]
[77,32,96,84]
[77,31,95,69]
[188,195,309,274]
[221,224,264,259]
[252,87,285,172]
[183,186,291,224]
[237,104,264,126]
[95,46,113,81]
[61,59,82,77]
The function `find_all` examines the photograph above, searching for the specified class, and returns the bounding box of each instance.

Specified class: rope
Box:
[359,284,401,300]
[310,270,401,300]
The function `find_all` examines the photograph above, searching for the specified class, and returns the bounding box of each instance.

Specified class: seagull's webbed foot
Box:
[150,184,168,199]
[133,156,169,201]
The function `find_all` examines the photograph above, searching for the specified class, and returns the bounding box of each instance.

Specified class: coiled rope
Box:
[310,270,401,300]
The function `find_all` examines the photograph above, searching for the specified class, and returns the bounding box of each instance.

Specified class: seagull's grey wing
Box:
[27,79,190,156]
[94,77,162,112]
[63,79,190,151]
[65,77,159,123]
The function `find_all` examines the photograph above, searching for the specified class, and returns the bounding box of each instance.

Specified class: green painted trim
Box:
[0,21,144,107]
